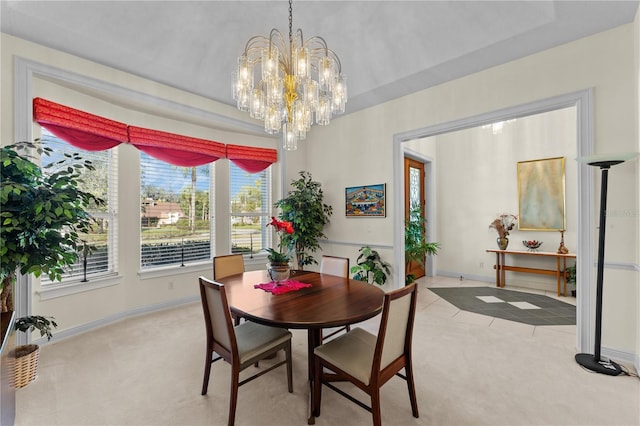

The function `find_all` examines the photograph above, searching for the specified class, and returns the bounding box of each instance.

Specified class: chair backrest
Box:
[213,254,245,280]
[374,283,418,373]
[199,277,237,361]
[320,255,350,278]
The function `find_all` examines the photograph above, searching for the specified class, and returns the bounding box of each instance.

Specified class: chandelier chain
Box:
[288,0,293,42]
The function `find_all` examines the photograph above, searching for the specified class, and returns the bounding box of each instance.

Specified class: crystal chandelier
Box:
[232,0,347,150]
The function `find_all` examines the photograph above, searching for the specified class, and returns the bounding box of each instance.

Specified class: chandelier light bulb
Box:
[283,122,298,151]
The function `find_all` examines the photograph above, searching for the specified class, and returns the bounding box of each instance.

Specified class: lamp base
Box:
[575,353,623,376]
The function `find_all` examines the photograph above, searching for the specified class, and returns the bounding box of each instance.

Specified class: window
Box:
[230,163,271,257]
[140,153,211,268]
[41,129,118,283]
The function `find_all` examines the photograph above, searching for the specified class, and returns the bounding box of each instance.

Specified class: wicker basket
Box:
[12,344,40,388]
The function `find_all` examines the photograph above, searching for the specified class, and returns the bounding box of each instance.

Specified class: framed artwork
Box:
[345,184,386,217]
[517,157,566,231]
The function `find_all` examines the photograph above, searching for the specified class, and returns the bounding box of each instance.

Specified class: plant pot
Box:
[12,344,39,388]
[497,237,509,250]
[267,262,290,283]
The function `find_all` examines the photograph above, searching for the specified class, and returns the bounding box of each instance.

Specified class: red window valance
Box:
[128,126,226,167]
[226,144,278,173]
[33,98,277,171]
[33,97,128,151]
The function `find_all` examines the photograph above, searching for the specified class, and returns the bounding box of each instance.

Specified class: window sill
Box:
[138,262,211,280]
[243,253,269,268]
[38,274,122,301]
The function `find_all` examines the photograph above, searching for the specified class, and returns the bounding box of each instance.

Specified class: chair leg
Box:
[371,388,382,426]
[201,347,212,395]
[228,367,240,426]
[312,356,323,417]
[345,324,351,332]
[285,344,293,393]
[405,362,420,418]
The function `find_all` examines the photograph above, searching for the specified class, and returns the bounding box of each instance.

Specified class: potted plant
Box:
[566,264,577,297]
[265,217,294,282]
[0,141,103,363]
[12,315,57,388]
[274,171,333,270]
[350,246,391,286]
[405,206,440,284]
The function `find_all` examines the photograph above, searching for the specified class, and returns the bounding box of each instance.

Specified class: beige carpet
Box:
[14,277,640,426]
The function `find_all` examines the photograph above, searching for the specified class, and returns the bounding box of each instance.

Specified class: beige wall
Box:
[302,23,639,360]
[1,17,639,365]
[1,33,279,335]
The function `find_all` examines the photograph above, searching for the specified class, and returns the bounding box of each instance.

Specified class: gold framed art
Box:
[517,157,566,231]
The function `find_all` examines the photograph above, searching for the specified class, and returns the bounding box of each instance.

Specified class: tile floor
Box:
[419,275,577,338]
[428,285,576,326]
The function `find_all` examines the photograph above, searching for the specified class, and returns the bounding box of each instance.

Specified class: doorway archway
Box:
[392,89,594,353]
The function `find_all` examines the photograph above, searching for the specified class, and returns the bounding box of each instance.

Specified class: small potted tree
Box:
[1,141,103,385]
[274,171,333,269]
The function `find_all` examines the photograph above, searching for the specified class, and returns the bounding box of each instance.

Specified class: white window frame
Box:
[229,163,273,260]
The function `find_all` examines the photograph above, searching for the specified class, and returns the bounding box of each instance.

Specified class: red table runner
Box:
[254,280,312,295]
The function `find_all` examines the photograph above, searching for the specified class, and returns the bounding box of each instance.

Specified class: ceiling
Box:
[1,1,638,116]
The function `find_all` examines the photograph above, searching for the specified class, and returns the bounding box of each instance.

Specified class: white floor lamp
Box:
[575,152,638,376]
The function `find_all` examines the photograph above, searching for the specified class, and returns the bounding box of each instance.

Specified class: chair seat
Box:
[236,321,292,364]
[314,327,376,385]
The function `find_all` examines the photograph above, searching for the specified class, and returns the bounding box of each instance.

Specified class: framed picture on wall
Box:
[345,184,386,217]
[517,157,566,230]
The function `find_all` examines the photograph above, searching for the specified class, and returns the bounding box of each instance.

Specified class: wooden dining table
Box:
[215,269,385,424]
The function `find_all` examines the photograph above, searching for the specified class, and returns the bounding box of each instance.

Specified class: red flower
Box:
[266,217,295,262]
[268,217,294,234]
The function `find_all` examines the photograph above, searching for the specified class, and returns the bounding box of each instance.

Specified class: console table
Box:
[486,249,576,296]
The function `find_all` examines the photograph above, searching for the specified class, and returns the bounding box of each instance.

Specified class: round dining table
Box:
[216,269,385,424]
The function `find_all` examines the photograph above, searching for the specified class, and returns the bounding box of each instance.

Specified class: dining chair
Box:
[320,255,350,277]
[199,277,293,426]
[312,283,419,426]
[320,255,351,340]
[213,253,245,279]
[213,254,245,325]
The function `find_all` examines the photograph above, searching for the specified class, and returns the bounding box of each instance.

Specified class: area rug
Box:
[428,286,575,326]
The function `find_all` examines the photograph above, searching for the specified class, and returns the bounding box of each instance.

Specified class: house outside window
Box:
[140,153,211,268]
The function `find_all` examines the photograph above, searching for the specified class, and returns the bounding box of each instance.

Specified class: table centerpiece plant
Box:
[265,217,294,282]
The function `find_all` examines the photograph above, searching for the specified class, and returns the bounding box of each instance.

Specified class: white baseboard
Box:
[33,295,199,346]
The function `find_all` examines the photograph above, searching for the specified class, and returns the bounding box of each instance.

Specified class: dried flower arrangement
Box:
[489,214,518,238]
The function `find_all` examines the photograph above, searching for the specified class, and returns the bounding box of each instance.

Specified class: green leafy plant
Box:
[274,171,333,269]
[0,141,105,313]
[350,246,391,286]
[566,264,577,285]
[15,315,58,341]
[405,206,440,284]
